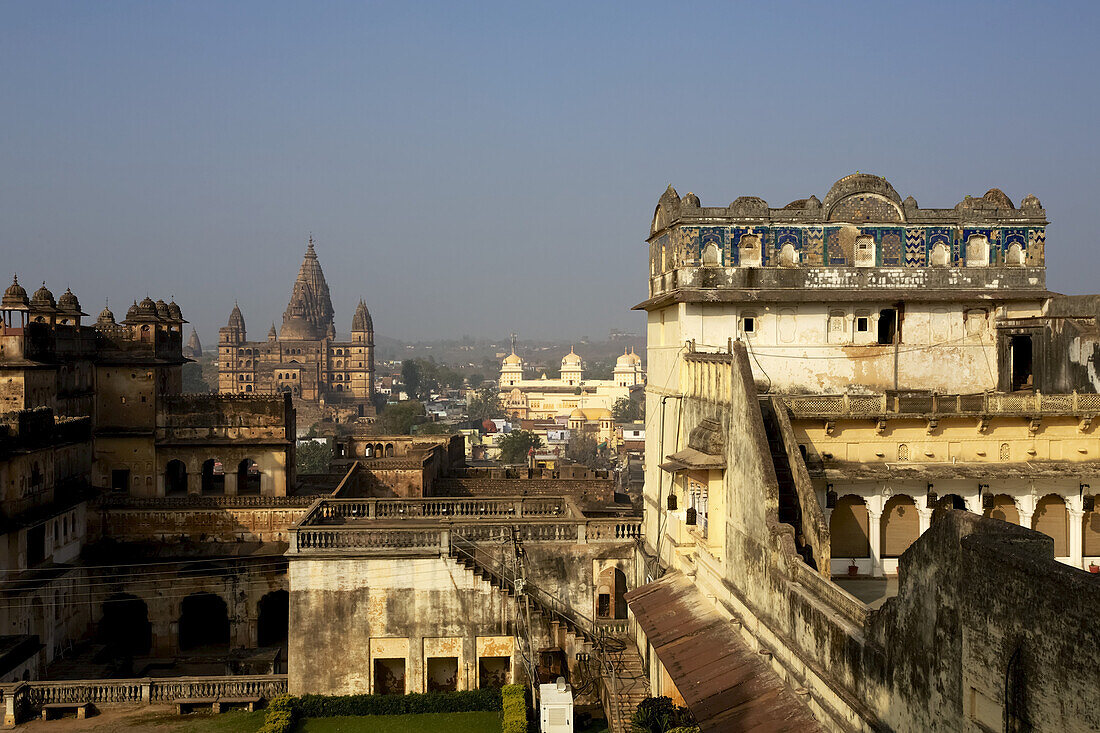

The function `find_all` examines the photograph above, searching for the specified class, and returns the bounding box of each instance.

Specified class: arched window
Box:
[739,235,761,267]
[930,242,950,267]
[831,496,870,558]
[1006,242,1025,266]
[966,235,989,267]
[165,460,188,496]
[854,235,875,267]
[882,495,919,557]
[897,444,909,461]
[983,495,1020,525]
[701,242,721,266]
[778,243,798,268]
[1033,494,1069,556]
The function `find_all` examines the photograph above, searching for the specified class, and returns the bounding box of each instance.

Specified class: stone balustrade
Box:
[783,390,1100,418]
[0,675,287,727]
[291,516,641,554]
[301,496,572,525]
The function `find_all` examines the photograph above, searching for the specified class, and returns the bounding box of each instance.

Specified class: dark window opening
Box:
[178,593,230,652]
[856,317,869,333]
[111,469,130,493]
[1005,645,1029,733]
[742,316,756,334]
[1010,335,1034,391]
[426,657,458,692]
[165,460,187,496]
[237,459,261,495]
[597,594,611,618]
[98,594,152,658]
[257,590,288,647]
[478,657,510,689]
[877,309,898,345]
[201,459,225,494]
[373,658,406,695]
[26,525,46,567]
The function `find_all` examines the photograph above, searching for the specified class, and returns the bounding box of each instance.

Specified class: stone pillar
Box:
[187,471,200,496]
[156,472,165,497]
[1068,508,1085,569]
[918,507,933,537]
[867,509,883,578]
[224,472,238,496]
[1019,510,1034,532]
[3,682,25,728]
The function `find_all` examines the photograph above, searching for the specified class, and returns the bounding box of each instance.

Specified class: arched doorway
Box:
[179,593,230,652]
[983,495,1020,524]
[830,496,870,559]
[98,594,151,657]
[257,590,289,648]
[931,494,968,525]
[1033,494,1069,556]
[882,495,919,558]
[1084,498,1100,558]
[201,459,225,494]
[165,460,188,496]
[237,459,261,495]
[595,567,628,619]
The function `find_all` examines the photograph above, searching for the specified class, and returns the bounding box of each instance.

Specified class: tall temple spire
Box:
[280,237,335,340]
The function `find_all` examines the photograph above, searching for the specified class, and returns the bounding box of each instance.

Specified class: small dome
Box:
[137,296,158,318]
[31,282,56,310]
[97,301,115,324]
[1021,194,1043,212]
[57,288,81,313]
[616,349,635,368]
[569,408,586,420]
[155,299,171,320]
[2,275,29,310]
[167,300,183,321]
[503,351,523,366]
[561,347,582,367]
[630,346,642,364]
[125,301,139,320]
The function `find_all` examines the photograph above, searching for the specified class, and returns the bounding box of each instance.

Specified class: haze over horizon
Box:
[3,1,1099,346]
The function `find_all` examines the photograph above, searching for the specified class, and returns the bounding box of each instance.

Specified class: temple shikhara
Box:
[217,239,376,423]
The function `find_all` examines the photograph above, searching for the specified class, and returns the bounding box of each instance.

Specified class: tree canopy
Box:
[498,430,543,464]
[467,387,504,423]
[612,397,642,423]
[380,400,427,435]
[296,440,332,474]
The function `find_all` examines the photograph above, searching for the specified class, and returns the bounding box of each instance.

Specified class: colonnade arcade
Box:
[824,483,1100,576]
[156,452,279,497]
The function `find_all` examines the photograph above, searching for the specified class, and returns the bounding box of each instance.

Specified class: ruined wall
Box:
[288,556,522,695]
[88,500,311,544]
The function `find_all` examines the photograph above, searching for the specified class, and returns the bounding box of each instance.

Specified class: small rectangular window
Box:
[856,317,869,332]
[742,316,756,334]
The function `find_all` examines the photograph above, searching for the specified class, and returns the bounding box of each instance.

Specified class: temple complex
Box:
[217,240,376,427]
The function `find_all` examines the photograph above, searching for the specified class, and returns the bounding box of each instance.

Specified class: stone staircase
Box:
[603,642,649,733]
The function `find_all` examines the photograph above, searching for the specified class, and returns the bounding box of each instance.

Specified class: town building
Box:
[629,175,1100,731]
[499,346,643,426]
[217,239,376,426]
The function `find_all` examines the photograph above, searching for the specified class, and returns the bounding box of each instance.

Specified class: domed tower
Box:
[350,300,375,398]
[280,238,335,341]
[614,348,642,387]
[220,303,246,345]
[561,346,584,387]
[500,350,524,388]
[1,275,30,328]
[56,288,86,326]
[28,282,57,324]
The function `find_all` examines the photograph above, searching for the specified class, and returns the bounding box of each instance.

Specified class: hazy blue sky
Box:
[3,1,1099,344]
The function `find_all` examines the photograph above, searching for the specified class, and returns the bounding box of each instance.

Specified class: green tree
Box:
[181,362,210,393]
[630,696,696,733]
[380,400,426,435]
[564,432,613,470]
[612,397,642,423]
[498,430,543,464]
[401,360,423,399]
[467,373,485,389]
[296,440,332,474]
[467,387,503,423]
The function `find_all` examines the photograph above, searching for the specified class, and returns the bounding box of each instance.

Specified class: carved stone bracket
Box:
[875,418,887,435]
[926,418,938,435]
[1028,418,1042,435]
[824,420,835,436]
[1080,416,1093,433]
[976,418,989,434]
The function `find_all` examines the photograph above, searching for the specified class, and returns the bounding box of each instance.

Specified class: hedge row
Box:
[296,687,502,716]
[501,684,527,733]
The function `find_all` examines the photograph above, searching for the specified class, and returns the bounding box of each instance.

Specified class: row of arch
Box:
[164,459,261,495]
[362,443,396,458]
[694,235,1027,269]
[98,590,288,657]
[831,493,1099,559]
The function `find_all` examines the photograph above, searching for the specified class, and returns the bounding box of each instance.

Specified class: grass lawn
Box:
[294,711,503,732]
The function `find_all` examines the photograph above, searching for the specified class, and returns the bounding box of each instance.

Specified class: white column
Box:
[1067,494,1085,568]
[918,507,933,537]
[867,510,883,578]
